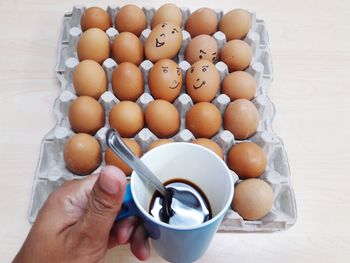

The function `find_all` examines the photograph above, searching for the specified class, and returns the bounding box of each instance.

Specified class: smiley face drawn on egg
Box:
[165,67,181,89]
[160,65,181,89]
[149,59,182,102]
[186,59,220,102]
[190,64,208,89]
[155,23,179,47]
[185,34,219,65]
[145,22,183,62]
[156,23,179,47]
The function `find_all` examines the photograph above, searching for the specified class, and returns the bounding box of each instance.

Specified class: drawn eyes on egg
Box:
[199,49,205,60]
[212,52,217,62]
[162,67,168,73]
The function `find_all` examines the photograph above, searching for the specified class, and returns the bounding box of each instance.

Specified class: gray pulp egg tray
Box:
[28,5,297,232]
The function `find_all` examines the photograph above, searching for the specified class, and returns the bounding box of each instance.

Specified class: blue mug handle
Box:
[116,184,140,221]
[116,184,160,239]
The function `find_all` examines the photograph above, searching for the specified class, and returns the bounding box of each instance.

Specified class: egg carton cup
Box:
[28,6,296,233]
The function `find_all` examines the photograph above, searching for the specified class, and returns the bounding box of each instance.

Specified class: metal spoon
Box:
[105,128,210,224]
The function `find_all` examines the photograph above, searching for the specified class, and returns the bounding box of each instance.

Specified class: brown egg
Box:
[185,8,218,37]
[64,133,102,175]
[105,139,142,176]
[147,139,173,151]
[115,4,147,36]
[149,59,182,102]
[145,22,183,62]
[112,62,144,101]
[145,100,180,138]
[111,32,144,66]
[68,96,105,135]
[81,7,111,32]
[77,28,109,64]
[227,142,267,178]
[222,71,256,101]
[224,99,259,139]
[73,60,107,99]
[185,35,218,64]
[232,178,274,220]
[109,101,144,137]
[151,3,182,28]
[193,138,224,159]
[186,102,221,138]
[219,9,251,41]
[220,40,252,72]
[186,60,220,103]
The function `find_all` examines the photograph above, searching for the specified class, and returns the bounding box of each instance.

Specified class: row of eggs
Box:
[74,59,256,103]
[69,96,259,142]
[64,132,267,185]
[63,132,270,221]
[78,28,251,73]
[80,4,251,41]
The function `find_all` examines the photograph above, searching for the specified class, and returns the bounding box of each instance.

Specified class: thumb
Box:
[78,165,127,242]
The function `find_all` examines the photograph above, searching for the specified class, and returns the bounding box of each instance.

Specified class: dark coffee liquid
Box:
[149,179,212,226]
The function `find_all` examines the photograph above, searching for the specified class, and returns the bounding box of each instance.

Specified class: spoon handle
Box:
[106,128,167,196]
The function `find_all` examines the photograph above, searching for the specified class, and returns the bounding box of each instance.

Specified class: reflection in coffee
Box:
[149,179,212,227]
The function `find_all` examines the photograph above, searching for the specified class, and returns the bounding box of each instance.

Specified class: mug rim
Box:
[130,142,234,231]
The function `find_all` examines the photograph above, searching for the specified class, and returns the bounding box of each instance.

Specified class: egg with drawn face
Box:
[149,59,182,102]
[186,59,220,102]
[145,22,183,62]
[185,35,218,64]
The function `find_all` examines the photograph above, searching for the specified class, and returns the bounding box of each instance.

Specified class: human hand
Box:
[14,166,150,263]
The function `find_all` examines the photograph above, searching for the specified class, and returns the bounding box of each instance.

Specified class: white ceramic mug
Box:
[119,142,234,262]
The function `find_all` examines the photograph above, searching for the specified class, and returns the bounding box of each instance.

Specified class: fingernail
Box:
[99,168,121,195]
[125,224,136,240]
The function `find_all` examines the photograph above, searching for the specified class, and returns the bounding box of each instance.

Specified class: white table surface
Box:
[0,0,349,262]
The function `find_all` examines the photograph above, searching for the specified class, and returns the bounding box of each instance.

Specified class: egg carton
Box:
[28,5,296,233]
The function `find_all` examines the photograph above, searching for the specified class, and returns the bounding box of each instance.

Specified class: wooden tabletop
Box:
[1,0,349,262]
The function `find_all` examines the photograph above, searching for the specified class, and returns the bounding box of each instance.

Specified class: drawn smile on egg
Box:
[193,79,206,89]
[156,33,166,47]
[156,38,165,47]
[169,80,180,89]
